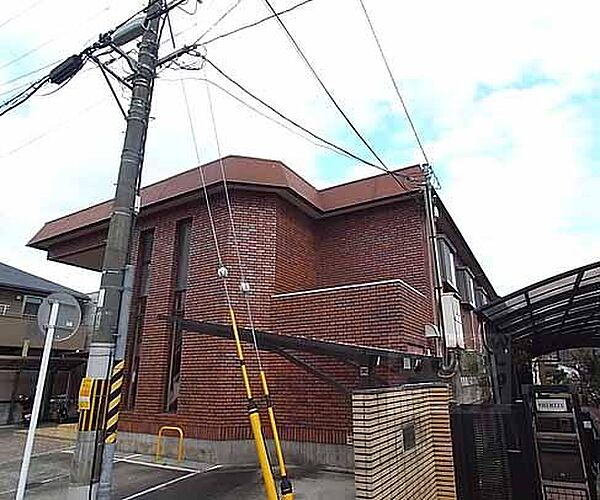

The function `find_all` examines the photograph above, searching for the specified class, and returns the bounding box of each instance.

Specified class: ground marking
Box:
[116,453,142,461]
[120,464,221,500]
[116,457,216,473]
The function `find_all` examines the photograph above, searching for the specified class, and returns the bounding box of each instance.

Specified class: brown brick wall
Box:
[116,189,436,444]
[275,200,317,293]
[317,197,432,296]
[273,281,431,353]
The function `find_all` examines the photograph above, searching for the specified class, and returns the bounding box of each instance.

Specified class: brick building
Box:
[28,156,496,466]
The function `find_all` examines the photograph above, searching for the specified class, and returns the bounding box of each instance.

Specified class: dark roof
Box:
[479,260,600,356]
[0,261,88,300]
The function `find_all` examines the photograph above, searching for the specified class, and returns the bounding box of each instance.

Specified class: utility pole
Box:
[68,1,163,498]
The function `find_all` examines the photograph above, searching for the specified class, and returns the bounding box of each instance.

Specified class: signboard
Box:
[36,292,81,342]
[79,377,93,410]
[536,398,568,413]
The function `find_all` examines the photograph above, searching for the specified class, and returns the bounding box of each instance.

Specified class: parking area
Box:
[0,426,354,499]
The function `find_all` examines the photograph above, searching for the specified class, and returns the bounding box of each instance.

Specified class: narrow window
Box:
[457,268,476,307]
[138,230,154,297]
[403,423,416,451]
[22,296,43,317]
[475,287,489,308]
[166,219,192,412]
[438,238,457,290]
[127,229,154,408]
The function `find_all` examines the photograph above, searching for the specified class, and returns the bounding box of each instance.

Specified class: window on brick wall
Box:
[438,238,457,290]
[475,287,489,308]
[403,423,416,451]
[127,229,154,408]
[457,267,476,308]
[138,230,154,297]
[127,297,146,408]
[166,219,191,413]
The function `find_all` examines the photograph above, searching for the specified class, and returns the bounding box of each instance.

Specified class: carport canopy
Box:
[479,261,600,356]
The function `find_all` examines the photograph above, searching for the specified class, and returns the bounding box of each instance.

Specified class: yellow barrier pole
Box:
[259,370,294,499]
[229,308,278,500]
[155,426,185,463]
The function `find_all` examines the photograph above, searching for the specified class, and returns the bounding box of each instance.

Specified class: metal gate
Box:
[451,403,540,500]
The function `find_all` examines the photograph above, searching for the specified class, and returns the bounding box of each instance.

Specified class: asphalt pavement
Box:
[0,425,354,499]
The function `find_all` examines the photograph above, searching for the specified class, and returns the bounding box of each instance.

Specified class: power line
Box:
[0,0,46,30]
[0,98,105,159]
[0,58,61,89]
[197,56,416,183]
[201,57,384,171]
[158,0,315,51]
[160,73,371,164]
[0,76,49,117]
[0,0,182,118]
[192,0,243,44]
[0,3,115,73]
[355,0,440,188]
[257,0,405,189]
[201,0,315,46]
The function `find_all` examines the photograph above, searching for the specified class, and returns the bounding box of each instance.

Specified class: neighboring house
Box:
[28,155,496,465]
[0,261,92,424]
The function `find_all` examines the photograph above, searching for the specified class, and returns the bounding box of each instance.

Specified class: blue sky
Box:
[0,0,599,296]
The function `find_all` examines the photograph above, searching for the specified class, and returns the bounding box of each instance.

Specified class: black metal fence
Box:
[451,403,540,500]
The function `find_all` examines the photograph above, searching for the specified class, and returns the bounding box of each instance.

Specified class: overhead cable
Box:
[0,0,46,30]
[191,0,243,44]
[0,76,49,117]
[159,74,373,164]
[257,0,403,188]
[201,0,315,46]
[199,56,418,181]
[0,58,62,90]
[160,0,315,50]
[356,0,440,188]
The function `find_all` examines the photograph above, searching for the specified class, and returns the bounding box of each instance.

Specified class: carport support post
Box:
[68,2,163,498]
[16,300,60,500]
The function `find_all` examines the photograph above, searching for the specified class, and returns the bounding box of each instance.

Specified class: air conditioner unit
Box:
[441,293,464,348]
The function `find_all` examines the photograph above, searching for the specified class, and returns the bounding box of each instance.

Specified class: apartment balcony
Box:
[0,312,89,352]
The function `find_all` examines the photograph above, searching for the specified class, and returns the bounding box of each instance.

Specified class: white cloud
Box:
[0,0,599,296]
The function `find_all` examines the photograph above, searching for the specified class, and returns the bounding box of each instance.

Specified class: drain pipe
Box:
[422,165,457,377]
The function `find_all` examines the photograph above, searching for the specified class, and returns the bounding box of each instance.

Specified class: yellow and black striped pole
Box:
[78,379,108,433]
[104,360,125,444]
[259,370,294,499]
[229,308,278,500]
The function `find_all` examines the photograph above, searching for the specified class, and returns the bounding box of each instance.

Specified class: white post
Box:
[16,300,60,500]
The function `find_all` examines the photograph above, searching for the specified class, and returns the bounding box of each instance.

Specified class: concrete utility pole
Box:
[68,1,163,498]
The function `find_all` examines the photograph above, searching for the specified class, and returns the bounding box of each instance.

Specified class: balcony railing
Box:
[0,312,89,351]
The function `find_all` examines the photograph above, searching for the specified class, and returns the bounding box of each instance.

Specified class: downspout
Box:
[422,166,457,376]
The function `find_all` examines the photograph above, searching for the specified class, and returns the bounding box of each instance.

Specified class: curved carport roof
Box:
[479,261,600,356]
